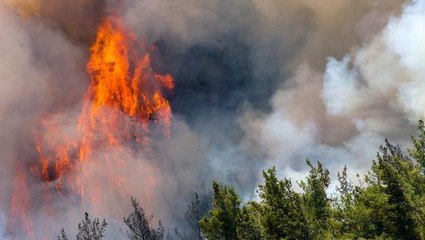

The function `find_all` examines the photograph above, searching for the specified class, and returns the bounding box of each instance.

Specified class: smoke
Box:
[120,0,406,195]
[2,0,425,239]
[245,0,424,186]
[0,1,92,238]
[0,0,85,197]
[0,210,10,240]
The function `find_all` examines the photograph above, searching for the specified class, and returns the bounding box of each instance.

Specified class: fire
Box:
[8,15,174,238]
[9,165,34,239]
[80,15,173,161]
[32,117,75,184]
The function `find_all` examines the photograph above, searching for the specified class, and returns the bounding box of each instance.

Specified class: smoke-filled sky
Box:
[2,0,425,238]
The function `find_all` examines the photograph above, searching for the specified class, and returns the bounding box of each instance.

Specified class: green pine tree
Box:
[371,140,420,239]
[236,203,262,240]
[258,167,309,240]
[200,182,240,240]
[299,160,331,239]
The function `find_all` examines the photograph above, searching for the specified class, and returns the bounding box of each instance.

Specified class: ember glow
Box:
[8,15,174,238]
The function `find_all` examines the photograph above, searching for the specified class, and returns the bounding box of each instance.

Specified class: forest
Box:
[58,121,425,240]
[2,1,425,239]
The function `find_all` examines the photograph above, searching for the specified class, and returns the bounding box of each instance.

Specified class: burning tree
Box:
[9,10,175,239]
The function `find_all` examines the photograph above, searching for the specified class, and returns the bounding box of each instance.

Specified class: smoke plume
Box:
[3,0,425,239]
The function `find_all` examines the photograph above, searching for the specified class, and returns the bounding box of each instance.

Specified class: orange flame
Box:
[9,15,174,237]
[79,15,173,161]
[9,165,34,239]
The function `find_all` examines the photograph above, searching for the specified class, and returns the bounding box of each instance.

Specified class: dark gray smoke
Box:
[2,0,422,239]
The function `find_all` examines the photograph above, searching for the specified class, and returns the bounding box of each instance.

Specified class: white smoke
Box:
[2,0,421,238]
[323,0,425,126]
[247,0,425,188]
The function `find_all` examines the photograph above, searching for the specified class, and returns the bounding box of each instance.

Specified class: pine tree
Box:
[410,120,425,172]
[185,192,209,239]
[258,167,309,240]
[349,180,390,238]
[175,191,211,240]
[199,182,240,240]
[371,140,420,239]
[124,197,164,240]
[76,212,107,240]
[57,228,69,240]
[408,120,425,238]
[333,165,356,238]
[300,160,331,238]
[236,203,262,240]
